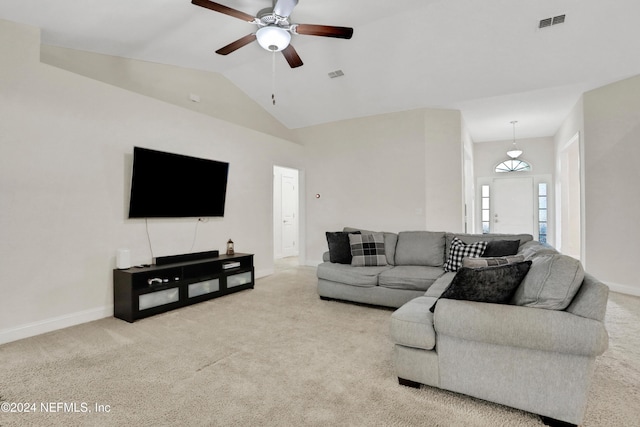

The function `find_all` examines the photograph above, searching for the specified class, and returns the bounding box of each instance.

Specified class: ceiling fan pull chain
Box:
[272,51,277,106]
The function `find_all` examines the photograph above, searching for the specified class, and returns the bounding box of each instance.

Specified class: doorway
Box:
[273,166,299,260]
[492,177,535,235]
[477,175,552,241]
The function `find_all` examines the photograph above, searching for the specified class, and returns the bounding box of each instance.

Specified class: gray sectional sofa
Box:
[317,228,609,426]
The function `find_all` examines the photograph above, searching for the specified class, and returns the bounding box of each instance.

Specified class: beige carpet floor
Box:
[1,261,639,426]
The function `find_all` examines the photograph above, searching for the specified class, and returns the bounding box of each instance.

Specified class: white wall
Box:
[554,98,585,261]
[462,119,475,233]
[424,109,465,232]
[40,45,295,142]
[0,20,305,344]
[581,75,640,295]
[474,136,556,177]
[294,108,463,264]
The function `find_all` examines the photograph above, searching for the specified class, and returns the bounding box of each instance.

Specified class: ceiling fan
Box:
[191,0,354,68]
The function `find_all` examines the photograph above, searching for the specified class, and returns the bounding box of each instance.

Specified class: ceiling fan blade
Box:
[273,0,298,18]
[294,24,354,39]
[191,0,256,22]
[215,34,257,55]
[281,44,303,68]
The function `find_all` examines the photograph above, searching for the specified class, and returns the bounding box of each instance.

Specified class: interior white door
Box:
[492,177,534,235]
[280,170,298,257]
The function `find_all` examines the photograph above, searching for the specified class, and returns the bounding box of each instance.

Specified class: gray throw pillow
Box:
[430,261,532,313]
[326,231,360,264]
[511,254,584,310]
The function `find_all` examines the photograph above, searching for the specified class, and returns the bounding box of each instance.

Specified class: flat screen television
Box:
[128,147,229,218]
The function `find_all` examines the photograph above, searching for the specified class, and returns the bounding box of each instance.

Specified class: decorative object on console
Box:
[116,248,131,270]
[326,231,361,264]
[443,237,487,272]
[430,260,532,312]
[349,233,387,267]
[226,239,234,255]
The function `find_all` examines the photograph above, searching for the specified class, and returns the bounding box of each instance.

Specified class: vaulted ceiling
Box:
[2,0,640,141]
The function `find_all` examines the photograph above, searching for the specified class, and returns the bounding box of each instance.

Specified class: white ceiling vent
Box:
[539,14,566,29]
[328,70,345,79]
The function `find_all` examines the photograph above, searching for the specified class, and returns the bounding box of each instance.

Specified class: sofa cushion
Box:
[316,262,392,287]
[462,255,524,269]
[326,231,360,264]
[378,266,445,291]
[430,261,532,312]
[390,296,437,350]
[511,254,584,310]
[482,240,520,257]
[518,240,560,260]
[349,233,387,267]
[443,237,487,272]
[383,232,398,266]
[395,231,446,267]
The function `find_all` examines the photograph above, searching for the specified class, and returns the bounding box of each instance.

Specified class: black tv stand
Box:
[113,253,254,322]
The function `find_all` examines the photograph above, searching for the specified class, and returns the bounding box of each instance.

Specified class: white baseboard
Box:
[0,305,112,346]
[305,259,323,267]
[255,268,274,279]
[1,270,278,346]
[606,281,640,297]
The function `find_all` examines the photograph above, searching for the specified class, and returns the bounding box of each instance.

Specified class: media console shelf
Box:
[113,253,254,322]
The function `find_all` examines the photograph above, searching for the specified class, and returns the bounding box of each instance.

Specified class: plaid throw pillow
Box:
[443,237,487,272]
[349,233,387,267]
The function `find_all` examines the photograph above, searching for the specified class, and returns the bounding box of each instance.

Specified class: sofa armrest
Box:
[322,251,330,262]
[434,299,608,357]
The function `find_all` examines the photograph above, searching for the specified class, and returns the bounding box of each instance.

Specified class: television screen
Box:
[128,147,229,218]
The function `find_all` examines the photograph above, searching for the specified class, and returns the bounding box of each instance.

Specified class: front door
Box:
[492,177,535,235]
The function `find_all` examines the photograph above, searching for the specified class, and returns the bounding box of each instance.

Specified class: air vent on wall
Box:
[328,69,345,79]
[539,14,566,28]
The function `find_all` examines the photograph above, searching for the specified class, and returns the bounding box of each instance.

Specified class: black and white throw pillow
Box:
[443,237,487,272]
[349,233,387,267]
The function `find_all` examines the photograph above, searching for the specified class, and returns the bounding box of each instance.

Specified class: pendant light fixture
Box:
[506,120,523,159]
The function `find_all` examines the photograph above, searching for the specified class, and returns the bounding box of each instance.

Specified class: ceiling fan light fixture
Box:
[256,26,291,52]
